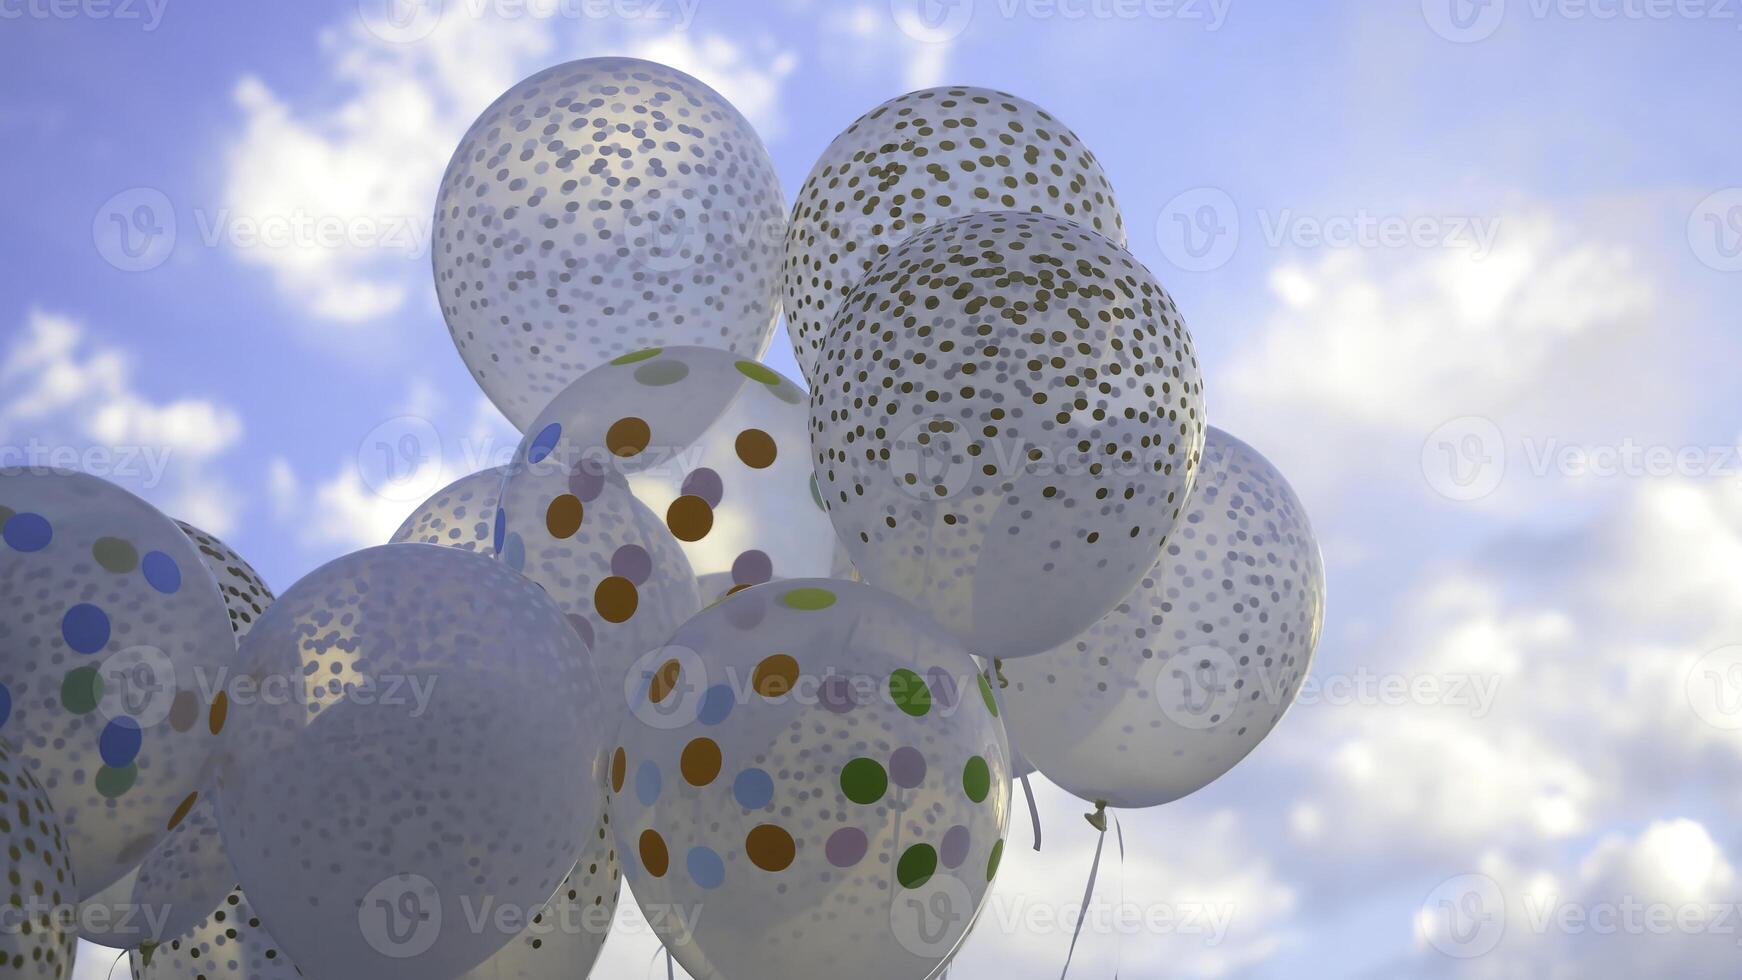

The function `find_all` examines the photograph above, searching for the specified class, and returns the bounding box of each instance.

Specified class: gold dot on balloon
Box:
[607,417,651,457]
[753,654,800,698]
[746,824,796,873]
[681,738,723,786]
[639,830,670,878]
[612,748,628,793]
[649,659,682,705]
[166,791,198,832]
[734,428,778,469]
[545,494,584,539]
[666,495,714,542]
[208,692,229,735]
[595,576,639,624]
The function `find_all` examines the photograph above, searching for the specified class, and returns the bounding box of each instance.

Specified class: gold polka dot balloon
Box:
[435,57,787,432]
[0,737,76,980]
[612,580,1010,980]
[810,211,1205,660]
[1000,428,1325,809]
[213,544,604,980]
[130,887,299,980]
[784,86,1126,382]
[0,469,236,897]
[391,467,506,554]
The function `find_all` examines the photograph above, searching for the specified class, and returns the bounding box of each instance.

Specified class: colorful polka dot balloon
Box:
[783,86,1126,382]
[497,403,704,715]
[0,737,77,980]
[213,544,604,980]
[130,887,299,980]
[612,580,1010,980]
[509,346,852,605]
[390,467,506,553]
[810,211,1205,660]
[0,469,236,897]
[83,519,269,948]
[435,57,787,432]
[1000,428,1325,809]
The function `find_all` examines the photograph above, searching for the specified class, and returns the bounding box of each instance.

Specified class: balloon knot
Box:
[994,658,1009,689]
[1085,800,1108,832]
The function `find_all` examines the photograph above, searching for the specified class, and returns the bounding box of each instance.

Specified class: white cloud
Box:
[0,309,246,534]
[816,3,952,90]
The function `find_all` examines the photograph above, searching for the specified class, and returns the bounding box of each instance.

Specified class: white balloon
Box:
[0,737,77,979]
[1000,428,1325,809]
[784,86,1127,382]
[612,579,1011,980]
[82,520,268,949]
[130,888,298,980]
[391,468,506,553]
[810,211,1205,659]
[0,469,235,896]
[213,544,605,980]
[434,57,787,431]
[497,416,703,720]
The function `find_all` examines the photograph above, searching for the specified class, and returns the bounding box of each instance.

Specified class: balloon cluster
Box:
[0,57,1323,980]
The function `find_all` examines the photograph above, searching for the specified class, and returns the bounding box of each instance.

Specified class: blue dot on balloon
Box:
[687,847,725,890]
[527,423,562,464]
[698,684,735,726]
[61,603,111,654]
[2,512,52,552]
[501,532,526,572]
[99,717,144,768]
[636,761,662,807]
[140,551,182,594]
[733,768,774,810]
[0,682,10,729]
[493,507,507,555]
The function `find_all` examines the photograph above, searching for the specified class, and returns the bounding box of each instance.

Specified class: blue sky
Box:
[4,0,1740,976]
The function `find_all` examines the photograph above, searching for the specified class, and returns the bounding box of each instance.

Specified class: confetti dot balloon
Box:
[1000,429,1325,809]
[456,807,621,980]
[435,57,787,431]
[784,86,1126,382]
[810,212,1205,659]
[511,346,851,605]
[83,520,270,949]
[130,888,298,980]
[613,580,1010,980]
[0,737,76,980]
[213,544,604,980]
[391,467,506,553]
[0,469,235,896]
[498,413,703,714]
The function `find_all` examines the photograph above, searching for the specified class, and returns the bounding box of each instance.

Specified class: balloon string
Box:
[668,946,676,980]
[1114,815,1126,980]
[106,947,129,980]
[1060,801,1110,980]
[1020,773,1043,851]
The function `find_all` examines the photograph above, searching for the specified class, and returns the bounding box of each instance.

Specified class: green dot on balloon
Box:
[963,757,991,803]
[987,839,1005,881]
[735,360,783,386]
[92,537,139,573]
[612,348,662,365]
[634,360,689,386]
[977,673,998,717]
[61,667,104,714]
[898,844,938,889]
[840,758,889,805]
[809,474,824,511]
[781,587,836,611]
[890,669,932,718]
[96,764,138,799]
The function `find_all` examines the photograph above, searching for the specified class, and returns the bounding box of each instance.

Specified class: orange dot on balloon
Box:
[546,494,584,538]
[595,576,639,624]
[649,659,682,704]
[166,791,199,832]
[640,830,670,878]
[607,417,651,457]
[666,495,714,542]
[734,428,778,469]
[208,692,229,735]
[746,824,796,873]
[681,738,723,786]
[611,748,628,793]
[753,654,800,698]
